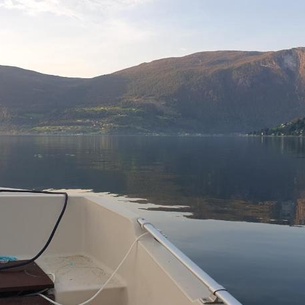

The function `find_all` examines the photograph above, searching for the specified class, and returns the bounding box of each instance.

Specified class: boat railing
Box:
[137,218,243,305]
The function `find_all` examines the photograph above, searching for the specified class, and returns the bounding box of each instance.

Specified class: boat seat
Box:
[37,255,127,305]
[0,261,54,305]
[0,296,53,305]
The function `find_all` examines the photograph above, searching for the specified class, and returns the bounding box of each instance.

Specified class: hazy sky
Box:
[1,0,305,77]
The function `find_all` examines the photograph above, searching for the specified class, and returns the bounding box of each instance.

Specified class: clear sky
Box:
[1,0,305,78]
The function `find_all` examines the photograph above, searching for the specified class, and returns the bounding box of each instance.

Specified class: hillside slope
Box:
[250,117,305,136]
[1,48,305,134]
[112,48,305,133]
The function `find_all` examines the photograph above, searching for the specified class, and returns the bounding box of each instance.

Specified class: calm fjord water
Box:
[1,135,305,305]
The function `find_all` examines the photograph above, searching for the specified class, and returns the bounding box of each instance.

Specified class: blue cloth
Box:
[0,256,17,263]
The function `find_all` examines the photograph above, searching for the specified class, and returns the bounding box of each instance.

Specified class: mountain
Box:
[1,47,305,134]
[249,117,305,136]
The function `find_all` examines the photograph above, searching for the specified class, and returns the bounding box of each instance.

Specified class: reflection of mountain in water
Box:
[144,198,284,224]
[144,199,305,226]
[295,199,305,225]
[1,135,305,226]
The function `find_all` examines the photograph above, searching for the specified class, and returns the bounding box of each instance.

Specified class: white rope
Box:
[47,272,56,283]
[38,232,149,305]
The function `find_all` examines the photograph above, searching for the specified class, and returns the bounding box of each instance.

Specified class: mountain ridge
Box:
[1,47,305,134]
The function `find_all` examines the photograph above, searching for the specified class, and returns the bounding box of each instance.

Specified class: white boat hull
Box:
[0,191,242,305]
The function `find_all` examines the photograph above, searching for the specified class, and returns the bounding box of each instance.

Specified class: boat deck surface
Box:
[37,255,126,305]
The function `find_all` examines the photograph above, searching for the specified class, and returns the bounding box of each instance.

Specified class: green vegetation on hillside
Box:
[23,104,183,134]
[249,118,305,136]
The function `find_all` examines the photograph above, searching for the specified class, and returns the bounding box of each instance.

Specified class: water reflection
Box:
[1,135,305,225]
